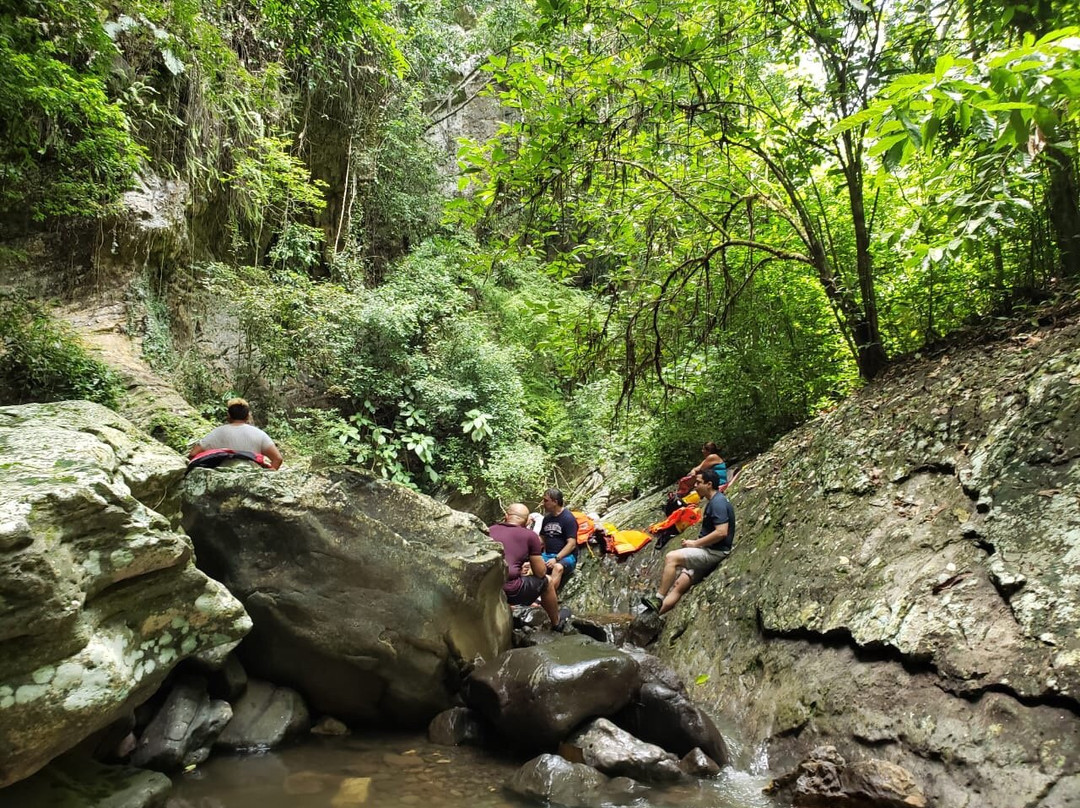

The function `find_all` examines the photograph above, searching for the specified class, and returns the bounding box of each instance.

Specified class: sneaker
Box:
[640,594,663,613]
[553,619,568,633]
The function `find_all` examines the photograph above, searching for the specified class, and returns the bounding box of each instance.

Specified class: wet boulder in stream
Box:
[463,635,641,750]
[507,753,648,808]
[427,706,488,746]
[680,748,721,778]
[561,717,683,782]
[182,467,511,727]
[131,674,231,770]
[610,646,729,766]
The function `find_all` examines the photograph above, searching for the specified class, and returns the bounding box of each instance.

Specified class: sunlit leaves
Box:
[258,0,407,76]
[843,28,1080,158]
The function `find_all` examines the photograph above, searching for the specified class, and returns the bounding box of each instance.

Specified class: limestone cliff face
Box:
[0,402,251,788]
[567,320,1080,808]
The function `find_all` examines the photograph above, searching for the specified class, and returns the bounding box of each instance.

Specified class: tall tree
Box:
[455,0,960,381]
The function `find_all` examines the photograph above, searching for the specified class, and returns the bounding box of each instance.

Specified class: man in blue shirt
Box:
[642,468,734,615]
[538,488,579,591]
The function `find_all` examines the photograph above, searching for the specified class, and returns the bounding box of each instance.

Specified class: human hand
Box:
[681,537,697,549]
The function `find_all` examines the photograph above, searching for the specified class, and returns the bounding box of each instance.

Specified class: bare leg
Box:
[539,577,561,625]
[550,562,565,591]
[659,549,688,596]
[660,570,694,615]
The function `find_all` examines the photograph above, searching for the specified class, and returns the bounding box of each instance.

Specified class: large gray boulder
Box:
[463,635,641,750]
[214,678,309,750]
[563,718,683,782]
[506,753,648,808]
[611,646,728,766]
[568,321,1080,806]
[181,467,511,726]
[0,401,250,788]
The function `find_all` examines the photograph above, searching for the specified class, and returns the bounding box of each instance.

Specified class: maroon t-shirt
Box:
[489,522,543,595]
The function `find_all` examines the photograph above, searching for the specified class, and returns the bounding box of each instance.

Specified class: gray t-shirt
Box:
[197,423,275,455]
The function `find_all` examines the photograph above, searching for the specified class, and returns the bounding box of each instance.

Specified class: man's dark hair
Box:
[226,398,251,422]
[698,468,721,489]
[545,487,564,506]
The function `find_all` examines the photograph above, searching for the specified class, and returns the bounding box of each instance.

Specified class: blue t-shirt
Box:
[541,508,579,557]
[700,492,735,552]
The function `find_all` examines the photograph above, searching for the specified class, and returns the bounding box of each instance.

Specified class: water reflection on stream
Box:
[167,733,782,808]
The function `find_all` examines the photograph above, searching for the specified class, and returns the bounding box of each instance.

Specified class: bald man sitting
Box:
[489,503,566,631]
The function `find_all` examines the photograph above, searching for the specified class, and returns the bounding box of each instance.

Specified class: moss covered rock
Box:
[568,320,1080,808]
[181,466,512,727]
[0,401,250,788]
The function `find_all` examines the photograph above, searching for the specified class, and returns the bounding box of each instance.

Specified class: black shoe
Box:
[640,595,663,613]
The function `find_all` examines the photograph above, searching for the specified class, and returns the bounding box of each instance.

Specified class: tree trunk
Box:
[1046,145,1080,279]
[842,131,888,381]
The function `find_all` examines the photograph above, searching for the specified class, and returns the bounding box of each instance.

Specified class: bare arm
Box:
[694,453,723,473]
[556,536,575,562]
[528,554,547,578]
[687,521,729,549]
[188,442,205,459]
[264,442,284,470]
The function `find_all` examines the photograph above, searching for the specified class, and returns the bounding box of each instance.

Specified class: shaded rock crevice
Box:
[759,605,1080,717]
[758,623,939,678]
[951,683,1080,719]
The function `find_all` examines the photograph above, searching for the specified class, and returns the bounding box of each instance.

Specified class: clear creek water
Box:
[166,733,783,808]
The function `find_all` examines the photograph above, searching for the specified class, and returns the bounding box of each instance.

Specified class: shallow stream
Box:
[166,733,783,808]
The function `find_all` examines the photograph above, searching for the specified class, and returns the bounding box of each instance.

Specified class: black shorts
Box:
[506,574,547,605]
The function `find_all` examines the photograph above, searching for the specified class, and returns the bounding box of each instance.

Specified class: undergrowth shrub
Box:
[0,295,122,407]
[0,0,144,220]
[179,237,627,496]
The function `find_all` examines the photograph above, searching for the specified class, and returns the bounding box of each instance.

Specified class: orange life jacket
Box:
[648,506,702,535]
[573,511,596,545]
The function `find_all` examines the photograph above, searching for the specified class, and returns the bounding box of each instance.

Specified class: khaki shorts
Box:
[679,547,730,579]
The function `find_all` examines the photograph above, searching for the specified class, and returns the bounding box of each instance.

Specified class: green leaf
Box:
[868,132,908,158]
[934,54,953,81]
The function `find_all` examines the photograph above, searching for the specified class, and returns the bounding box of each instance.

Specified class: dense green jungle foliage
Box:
[1,0,1078,496]
[0,294,122,407]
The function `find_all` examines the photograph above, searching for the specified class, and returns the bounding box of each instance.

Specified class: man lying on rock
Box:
[490,503,567,631]
[188,397,284,470]
[642,468,734,615]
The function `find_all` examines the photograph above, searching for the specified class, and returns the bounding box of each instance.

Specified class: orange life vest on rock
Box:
[648,506,702,535]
